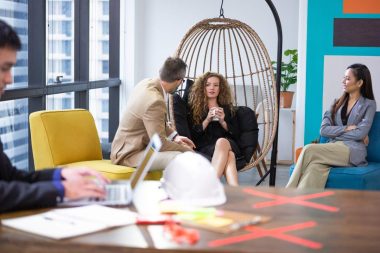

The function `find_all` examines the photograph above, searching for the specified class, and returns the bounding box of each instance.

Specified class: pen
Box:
[43,214,76,225]
[229,216,261,231]
[136,215,180,225]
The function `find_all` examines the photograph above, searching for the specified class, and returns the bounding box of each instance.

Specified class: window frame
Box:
[0,0,120,170]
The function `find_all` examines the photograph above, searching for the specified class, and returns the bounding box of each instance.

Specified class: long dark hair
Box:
[330,63,375,124]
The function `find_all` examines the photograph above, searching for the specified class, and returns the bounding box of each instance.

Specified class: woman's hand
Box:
[206,108,215,122]
[202,109,215,130]
[215,107,228,131]
[363,135,369,146]
[215,107,225,123]
[345,125,357,132]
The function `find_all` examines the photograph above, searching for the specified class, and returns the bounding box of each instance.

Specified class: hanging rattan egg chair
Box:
[169,17,278,176]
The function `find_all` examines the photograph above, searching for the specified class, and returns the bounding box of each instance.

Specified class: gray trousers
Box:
[286,141,350,189]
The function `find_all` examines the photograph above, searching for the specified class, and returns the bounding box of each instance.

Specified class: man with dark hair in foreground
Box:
[0,19,109,213]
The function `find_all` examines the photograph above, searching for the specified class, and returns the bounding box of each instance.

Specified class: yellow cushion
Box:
[63,160,162,181]
[29,109,163,180]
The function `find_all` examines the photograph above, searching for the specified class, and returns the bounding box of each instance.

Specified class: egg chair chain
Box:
[219,0,225,18]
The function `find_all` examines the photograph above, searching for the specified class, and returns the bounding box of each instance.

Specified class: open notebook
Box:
[60,133,162,207]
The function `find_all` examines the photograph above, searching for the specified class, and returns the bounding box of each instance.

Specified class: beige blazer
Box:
[111,78,191,167]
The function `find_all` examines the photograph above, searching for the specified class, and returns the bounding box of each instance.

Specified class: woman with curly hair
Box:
[188,72,241,186]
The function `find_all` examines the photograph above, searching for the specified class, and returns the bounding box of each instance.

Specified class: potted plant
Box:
[272,49,298,108]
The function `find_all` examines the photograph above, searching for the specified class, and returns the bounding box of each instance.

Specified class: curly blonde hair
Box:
[188,72,234,124]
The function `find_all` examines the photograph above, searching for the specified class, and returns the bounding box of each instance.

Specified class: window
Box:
[47,0,74,85]
[102,21,109,35]
[1,11,28,91]
[102,60,109,74]
[16,59,28,67]
[102,1,109,16]
[1,0,120,171]
[0,9,27,19]
[102,41,109,55]
[46,93,74,110]
[0,99,29,171]
[14,27,27,35]
[50,0,72,17]
[62,59,71,75]
[62,1,72,17]
[62,98,72,109]
[14,75,28,83]
[101,119,108,132]
[0,3,29,170]
[89,0,110,143]
[51,40,71,56]
[101,99,109,113]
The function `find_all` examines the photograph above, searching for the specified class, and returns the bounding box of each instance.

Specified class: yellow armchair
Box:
[29,109,162,180]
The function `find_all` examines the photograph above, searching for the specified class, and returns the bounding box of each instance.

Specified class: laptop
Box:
[60,133,162,207]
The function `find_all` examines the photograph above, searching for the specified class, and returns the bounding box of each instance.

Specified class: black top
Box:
[341,99,357,126]
[0,138,60,213]
[189,105,245,168]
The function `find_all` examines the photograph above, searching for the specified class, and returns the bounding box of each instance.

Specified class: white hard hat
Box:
[162,152,226,207]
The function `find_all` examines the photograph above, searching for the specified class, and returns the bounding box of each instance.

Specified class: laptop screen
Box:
[129,134,162,190]
[59,134,162,207]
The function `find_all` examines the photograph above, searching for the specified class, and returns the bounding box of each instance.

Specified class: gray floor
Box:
[223,164,290,187]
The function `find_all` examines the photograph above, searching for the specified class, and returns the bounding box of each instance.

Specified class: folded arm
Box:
[320,110,346,138]
[335,102,376,141]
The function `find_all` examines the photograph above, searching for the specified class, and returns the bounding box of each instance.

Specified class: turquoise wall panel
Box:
[304,0,380,144]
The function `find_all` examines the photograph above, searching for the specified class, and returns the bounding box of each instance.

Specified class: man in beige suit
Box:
[111,57,195,170]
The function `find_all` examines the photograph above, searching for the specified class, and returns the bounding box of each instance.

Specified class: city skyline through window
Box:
[89,0,110,143]
[0,1,29,170]
[0,0,116,171]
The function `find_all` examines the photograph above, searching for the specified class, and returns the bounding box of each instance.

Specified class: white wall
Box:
[294,0,307,149]
[120,0,300,161]
[123,0,299,90]
[323,56,380,113]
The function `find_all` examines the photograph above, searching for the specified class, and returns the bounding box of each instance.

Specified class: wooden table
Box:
[1,186,380,253]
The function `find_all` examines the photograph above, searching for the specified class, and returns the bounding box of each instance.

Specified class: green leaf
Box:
[272,49,298,91]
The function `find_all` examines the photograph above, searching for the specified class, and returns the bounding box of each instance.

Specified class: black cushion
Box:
[234,106,259,164]
[172,93,191,139]
[182,79,194,104]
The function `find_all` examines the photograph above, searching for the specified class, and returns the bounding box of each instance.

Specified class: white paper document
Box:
[1,205,137,239]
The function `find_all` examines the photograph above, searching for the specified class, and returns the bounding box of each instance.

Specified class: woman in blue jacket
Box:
[287,63,376,189]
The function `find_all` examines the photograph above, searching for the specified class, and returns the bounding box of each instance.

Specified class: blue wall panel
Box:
[304,0,380,144]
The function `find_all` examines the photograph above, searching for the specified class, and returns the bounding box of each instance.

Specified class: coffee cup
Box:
[210,107,219,121]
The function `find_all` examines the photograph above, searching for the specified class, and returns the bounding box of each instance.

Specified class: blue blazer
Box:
[320,96,376,166]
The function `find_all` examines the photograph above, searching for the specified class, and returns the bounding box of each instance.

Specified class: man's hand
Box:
[61,167,110,200]
[174,135,196,149]
[61,167,110,184]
